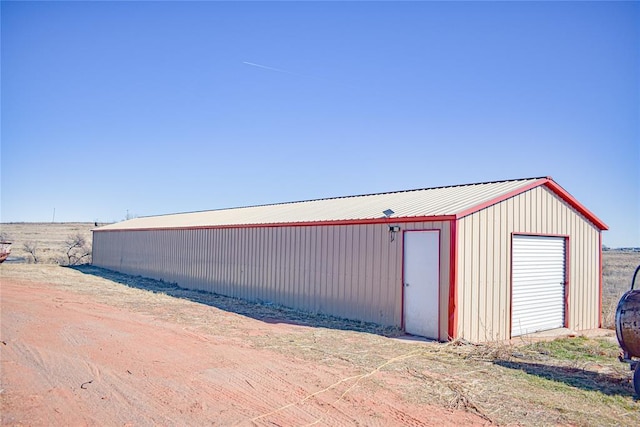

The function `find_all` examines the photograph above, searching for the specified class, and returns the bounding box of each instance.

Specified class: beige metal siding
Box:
[456,186,601,342]
[93,221,452,335]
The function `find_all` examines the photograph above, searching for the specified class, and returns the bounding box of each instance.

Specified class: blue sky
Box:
[1,1,638,247]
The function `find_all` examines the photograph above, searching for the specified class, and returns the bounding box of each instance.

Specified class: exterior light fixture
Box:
[388,225,400,242]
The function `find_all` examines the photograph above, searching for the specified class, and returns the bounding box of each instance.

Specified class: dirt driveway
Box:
[1,266,486,426]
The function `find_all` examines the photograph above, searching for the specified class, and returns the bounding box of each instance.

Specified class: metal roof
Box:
[96,177,607,231]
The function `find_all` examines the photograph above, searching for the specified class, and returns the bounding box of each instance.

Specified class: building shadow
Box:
[494,359,636,398]
[70,265,403,337]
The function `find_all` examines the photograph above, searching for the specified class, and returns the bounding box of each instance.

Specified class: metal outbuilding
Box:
[92,177,608,342]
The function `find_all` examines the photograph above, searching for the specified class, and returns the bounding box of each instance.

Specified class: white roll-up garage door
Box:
[511,235,566,337]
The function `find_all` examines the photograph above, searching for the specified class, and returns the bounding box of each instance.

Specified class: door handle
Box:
[405,283,410,287]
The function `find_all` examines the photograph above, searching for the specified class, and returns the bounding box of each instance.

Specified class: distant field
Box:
[1,222,638,328]
[602,250,640,328]
[0,222,97,264]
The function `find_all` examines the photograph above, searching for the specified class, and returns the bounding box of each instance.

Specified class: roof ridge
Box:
[137,176,547,219]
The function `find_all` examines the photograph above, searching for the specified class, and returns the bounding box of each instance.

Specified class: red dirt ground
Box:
[0,277,488,426]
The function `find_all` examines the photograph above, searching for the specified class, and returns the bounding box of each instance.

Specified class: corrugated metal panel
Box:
[92,220,452,334]
[511,235,565,337]
[456,185,601,342]
[95,178,542,231]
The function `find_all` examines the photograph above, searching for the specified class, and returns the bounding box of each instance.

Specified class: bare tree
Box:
[63,233,92,266]
[23,241,39,264]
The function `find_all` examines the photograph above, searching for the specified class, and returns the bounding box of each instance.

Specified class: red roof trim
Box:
[455,177,608,230]
[93,215,458,233]
[543,178,608,230]
[455,178,548,219]
[94,177,607,233]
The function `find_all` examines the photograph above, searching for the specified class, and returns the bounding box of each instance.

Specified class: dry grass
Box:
[602,251,640,328]
[3,263,640,426]
[0,222,95,264]
[2,224,640,426]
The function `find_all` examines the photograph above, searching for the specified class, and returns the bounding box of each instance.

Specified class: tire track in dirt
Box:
[242,360,408,426]
[199,360,325,424]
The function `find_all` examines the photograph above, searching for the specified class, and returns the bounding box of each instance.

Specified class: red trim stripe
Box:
[456,178,608,231]
[564,236,570,329]
[93,215,458,233]
[543,179,608,230]
[456,178,549,219]
[598,232,603,328]
[448,219,458,340]
[95,178,607,234]
[400,230,406,331]
[509,235,514,339]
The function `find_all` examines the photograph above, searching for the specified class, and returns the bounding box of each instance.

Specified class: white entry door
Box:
[403,231,440,339]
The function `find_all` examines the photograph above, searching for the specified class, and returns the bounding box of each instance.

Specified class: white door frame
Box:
[403,230,440,340]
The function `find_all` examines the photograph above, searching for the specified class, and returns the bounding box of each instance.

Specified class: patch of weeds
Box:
[524,368,636,409]
[523,336,620,363]
[504,367,638,426]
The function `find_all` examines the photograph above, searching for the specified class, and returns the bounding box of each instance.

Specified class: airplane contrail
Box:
[242,61,297,75]
[242,60,359,90]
